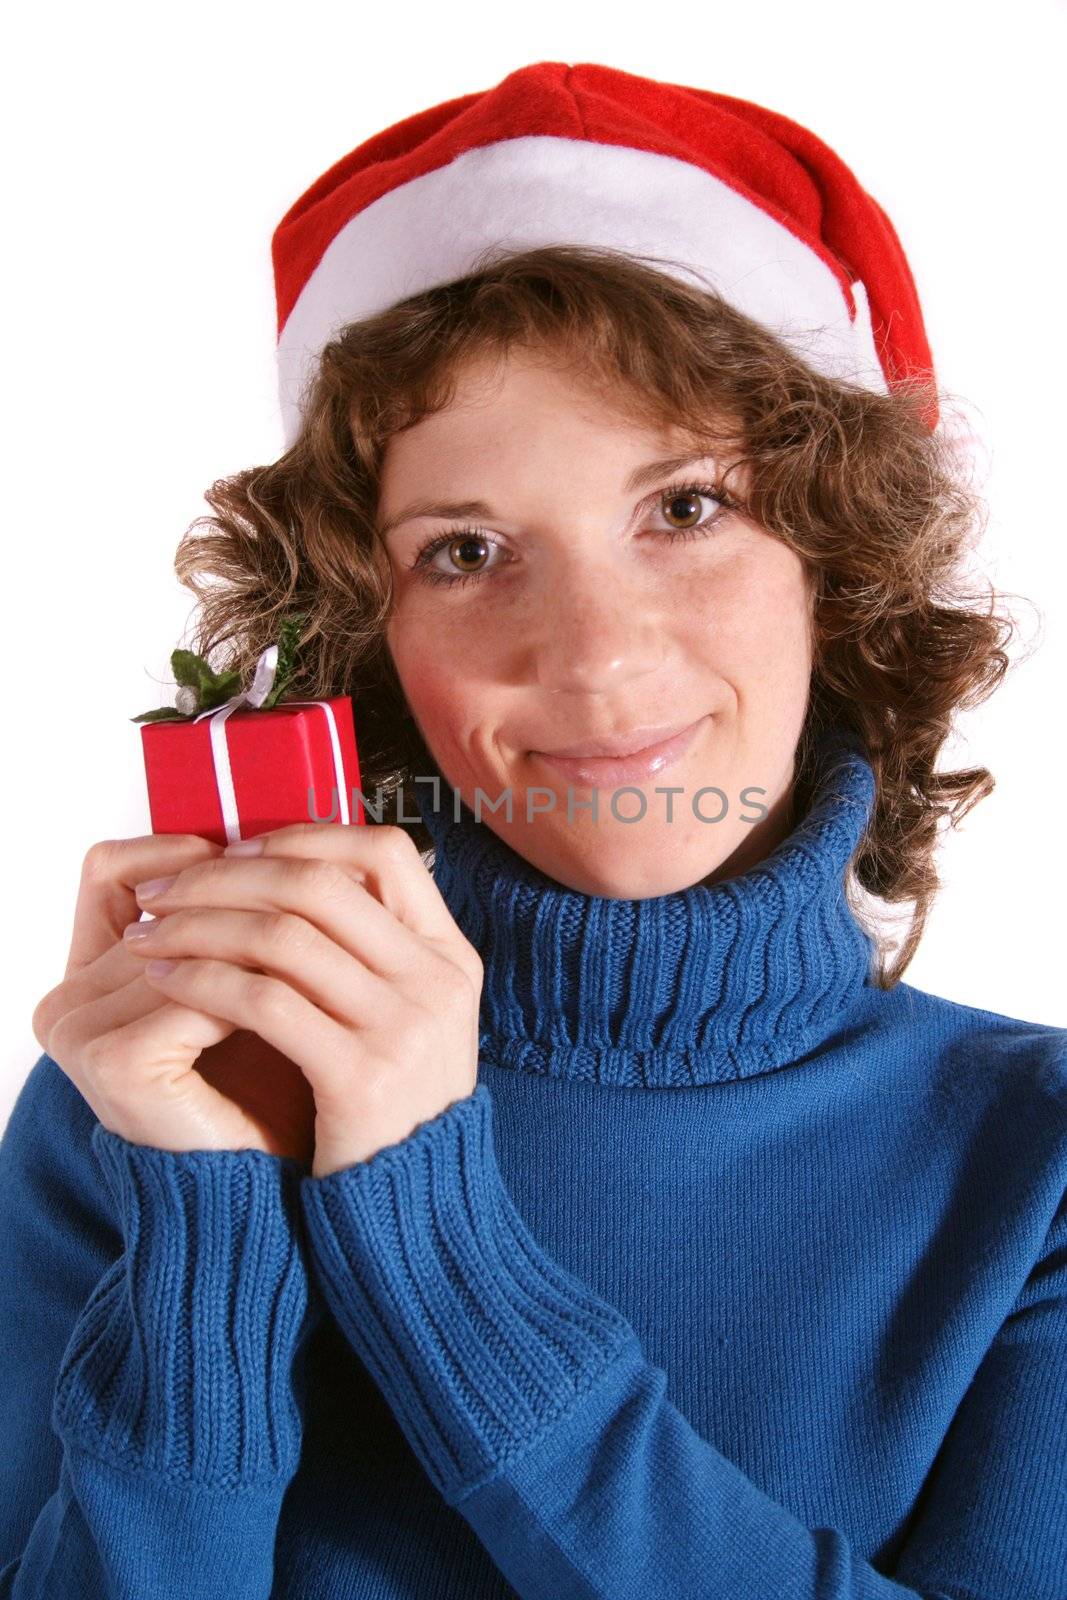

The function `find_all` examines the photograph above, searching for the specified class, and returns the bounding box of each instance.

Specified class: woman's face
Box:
[376,343,815,897]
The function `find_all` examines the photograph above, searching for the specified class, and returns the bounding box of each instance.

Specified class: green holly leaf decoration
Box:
[193,670,244,712]
[130,613,310,723]
[130,705,191,724]
[261,613,306,709]
[170,650,214,693]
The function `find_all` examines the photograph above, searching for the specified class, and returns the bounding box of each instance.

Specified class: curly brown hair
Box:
[172,244,1030,987]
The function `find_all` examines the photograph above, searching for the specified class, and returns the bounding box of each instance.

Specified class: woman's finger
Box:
[123,904,393,1021]
[134,853,436,983]
[140,956,349,1098]
[65,833,223,977]
[34,956,176,1057]
[45,969,226,1064]
[226,823,479,964]
[61,999,281,1154]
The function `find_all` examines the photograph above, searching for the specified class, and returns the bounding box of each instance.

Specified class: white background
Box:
[4,0,1065,1130]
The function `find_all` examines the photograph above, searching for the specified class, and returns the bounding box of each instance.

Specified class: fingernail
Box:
[135,875,176,901]
[123,919,155,940]
[223,837,264,855]
[145,958,179,977]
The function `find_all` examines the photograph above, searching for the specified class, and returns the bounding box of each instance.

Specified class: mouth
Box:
[531,716,708,788]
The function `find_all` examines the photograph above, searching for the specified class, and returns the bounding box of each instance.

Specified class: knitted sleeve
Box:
[300,1081,1067,1600]
[0,1053,318,1600]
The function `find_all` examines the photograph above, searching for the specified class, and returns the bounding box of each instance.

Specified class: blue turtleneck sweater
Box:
[0,725,1064,1598]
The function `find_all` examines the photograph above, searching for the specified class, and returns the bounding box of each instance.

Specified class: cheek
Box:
[667,558,813,739]
[387,572,521,716]
[696,548,813,669]
[385,609,488,763]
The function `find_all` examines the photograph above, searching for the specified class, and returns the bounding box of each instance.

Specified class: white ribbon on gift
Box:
[192,643,351,843]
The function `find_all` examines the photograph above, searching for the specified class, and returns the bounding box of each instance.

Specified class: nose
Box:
[526,561,667,696]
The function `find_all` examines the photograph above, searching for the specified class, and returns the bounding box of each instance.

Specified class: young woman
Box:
[1,61,1063,1600]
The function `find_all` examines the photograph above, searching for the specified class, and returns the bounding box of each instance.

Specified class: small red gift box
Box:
[140,694,365,846]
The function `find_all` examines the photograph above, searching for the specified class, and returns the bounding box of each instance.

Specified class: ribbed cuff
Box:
[52,1124,315,1490]
[299,1084,637,1505]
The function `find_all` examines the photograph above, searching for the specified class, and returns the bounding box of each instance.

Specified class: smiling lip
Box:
[532,716,707,787]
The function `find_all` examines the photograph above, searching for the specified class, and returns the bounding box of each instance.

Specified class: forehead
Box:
[379,345,724,472]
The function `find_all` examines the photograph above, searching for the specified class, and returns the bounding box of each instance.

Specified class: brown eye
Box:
[661,489,705,529]
[446,535,491,574]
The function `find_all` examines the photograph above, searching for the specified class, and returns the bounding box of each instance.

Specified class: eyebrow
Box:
[376,452,723,540]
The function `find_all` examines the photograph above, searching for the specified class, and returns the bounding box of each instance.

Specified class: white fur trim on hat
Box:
[276,135,888,448]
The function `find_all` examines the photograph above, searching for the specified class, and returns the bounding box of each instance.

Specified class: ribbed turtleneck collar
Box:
[414,722,878,1088]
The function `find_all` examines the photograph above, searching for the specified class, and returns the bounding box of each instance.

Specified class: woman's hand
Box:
[32,833,318,1161]
[117,823,484,1179]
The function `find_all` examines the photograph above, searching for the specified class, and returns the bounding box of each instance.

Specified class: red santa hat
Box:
[271,60,939,448]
